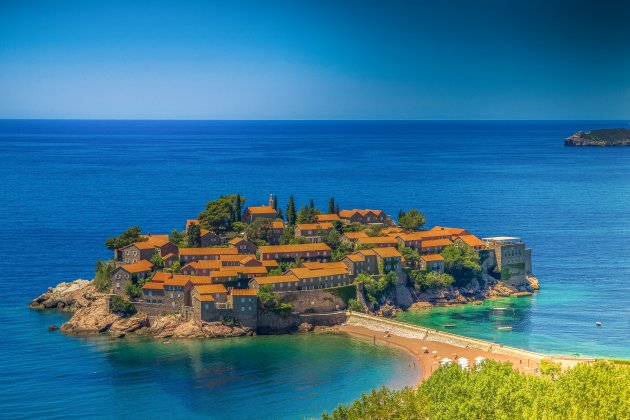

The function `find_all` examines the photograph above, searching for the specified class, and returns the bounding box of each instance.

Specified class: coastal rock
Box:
[490,281,516,297]
[30,279,100,311]
[565,129,630,147]
[48,325,59,331]
[60,295,119,335]
[526,276,540,290]
[297,322,314,332]
[408,301,433,311]
[377,304,401,318]
[149,314,253,339]
[109,313,150,334]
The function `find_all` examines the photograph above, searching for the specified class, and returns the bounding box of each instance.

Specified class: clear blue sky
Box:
[0,0,628,119]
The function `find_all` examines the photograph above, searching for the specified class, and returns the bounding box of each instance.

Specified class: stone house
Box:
[340,231,369,245]
[258,243,331,262]
[295,222,334,243]
[200,229,222,247]
[419,238,453,255]
[193,294,218,322]
[269,220,285,245]
[419,254,445,273]
[395,231,451,251]
[228,237,258,254]
[229,289,258,328]
[354,236,399,249]
[338,209,389,225]
[261,259,279,271]
[117,235,178,264]
[181,260,222,276]
[111,260,154,297]
[288,266,351,290]
[372,247,402,273]
[454,234,486,250]
[430,226,471,240]
[242,205,277,223]
[342,253,369,277]
[249,274,299,292]
[141,281,165,304]
[162,276,189,309]
[191,284,228,304]
[179,247,238,263]
[482,237,532,284]
[162,253,178,268]
[315,214,341,223]
[219,254,260,267]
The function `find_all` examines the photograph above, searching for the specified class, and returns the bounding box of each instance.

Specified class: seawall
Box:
[346,312,547,361]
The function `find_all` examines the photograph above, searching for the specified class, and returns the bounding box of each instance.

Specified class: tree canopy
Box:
[245,218,274,244]
[323,360,630,419]
[104,226,146,250]
[186,223,201,247]
[441,244,481,287]
[398,209,426,231]
[286,195,297,225]
[356,272,396,304]
[198,195,244,233]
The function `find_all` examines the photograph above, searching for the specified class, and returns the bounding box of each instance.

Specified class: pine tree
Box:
[287,195,297,225]
[309,199,315,210]
[328,197,335,214]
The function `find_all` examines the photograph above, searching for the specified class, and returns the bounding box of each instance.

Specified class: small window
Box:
[241,307,245,312]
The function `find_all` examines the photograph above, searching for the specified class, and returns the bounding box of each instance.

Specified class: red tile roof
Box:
[421,254,444,262]
[296,222,334,231]
[252,275,299,285]
[339,209,384,218]
[315,214,341,222]
[179,247,238,256]
[422,238,453,248]
[245,206,276,215]
[355,236,399,245]
[231,289,258,296]
[372,247,402,258]
[120,260,153,273]
[142,282,164,290]
[194,284,228,294]
[457,235,485,247]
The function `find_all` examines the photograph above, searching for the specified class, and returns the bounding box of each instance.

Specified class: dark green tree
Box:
[328,197,336,214]
[186,223,202,247]
[398,209,426,231]
[297,205,318,224]
[105,226,146,250]
[93,260,114,292]
[271,194,278,210]
[169,229,186,247]
[334,203,340,214]
[199,195,243,233]
[149,252,165,270]
[441,244,481,287]
[233,195,243,222]
[276,208,284,220]
[286,195,297,225]
[309,199,315,210]
[245,218,274,243]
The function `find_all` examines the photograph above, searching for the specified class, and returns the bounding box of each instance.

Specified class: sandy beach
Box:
[338,324,544,384]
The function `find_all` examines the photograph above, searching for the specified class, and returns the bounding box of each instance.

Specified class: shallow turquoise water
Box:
[2,120,630,417]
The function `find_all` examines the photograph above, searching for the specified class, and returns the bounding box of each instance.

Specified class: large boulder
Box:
[30,279,100,311]
[60,295,119,334]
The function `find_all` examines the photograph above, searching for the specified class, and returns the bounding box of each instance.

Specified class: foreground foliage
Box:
[323,360,630,419]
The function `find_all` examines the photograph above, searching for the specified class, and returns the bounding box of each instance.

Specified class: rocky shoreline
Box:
[564,129,630,147]
[30,280,254,339]
[31,276,537,337]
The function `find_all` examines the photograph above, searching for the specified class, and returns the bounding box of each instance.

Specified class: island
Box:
[30,194,539,339]
[564,128,630,146]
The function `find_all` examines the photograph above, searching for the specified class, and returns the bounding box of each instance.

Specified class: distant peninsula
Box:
[564,128,630,147]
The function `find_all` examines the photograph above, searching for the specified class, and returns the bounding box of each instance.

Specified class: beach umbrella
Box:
[458,357,469,364]
[440,358,452,365]
[432,351,438,354]
[422,347,428,350]
[474,356,485,365]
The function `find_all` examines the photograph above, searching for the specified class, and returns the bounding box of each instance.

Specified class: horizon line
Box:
[0,118,628,122]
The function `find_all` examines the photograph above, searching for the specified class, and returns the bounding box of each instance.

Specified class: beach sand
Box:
[338,324,543,384]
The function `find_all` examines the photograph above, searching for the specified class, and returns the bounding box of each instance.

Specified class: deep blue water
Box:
[1,120,630,417]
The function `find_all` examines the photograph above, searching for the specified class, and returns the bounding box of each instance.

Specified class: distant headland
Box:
[564,128,630,147]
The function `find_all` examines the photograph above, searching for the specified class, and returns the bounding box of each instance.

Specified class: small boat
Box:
[596,322,603,327]
[497,326,513,330]
[444,324,456,328]
[492,307,507,311]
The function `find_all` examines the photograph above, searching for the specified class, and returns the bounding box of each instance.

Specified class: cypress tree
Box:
[233,195,242,222]
[287,195,297,225]
[271,195,278,210]
[187,223,201,248]
[309,199,315,210]
[276,208,284,220]
[398,209,404,221]
[335,203,340,214]
[328,197,335,214]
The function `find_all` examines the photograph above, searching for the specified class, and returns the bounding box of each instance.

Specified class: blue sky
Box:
[0,0,628,119]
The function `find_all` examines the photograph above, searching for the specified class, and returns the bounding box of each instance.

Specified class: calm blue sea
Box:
[1,120,629,418]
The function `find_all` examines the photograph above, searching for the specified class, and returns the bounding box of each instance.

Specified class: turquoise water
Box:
[2,120,630,417]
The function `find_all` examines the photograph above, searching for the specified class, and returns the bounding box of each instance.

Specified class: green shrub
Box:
[110,296,136,316]
[327,284,357,303]
[93,260,114,292]
[347,298,366,312]
[221,316,240,327]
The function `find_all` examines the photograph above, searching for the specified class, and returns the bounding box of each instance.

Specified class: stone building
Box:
[338,209,389,225]
[288,266,351,290]
[179,247,238,263]
[249,274,299,292]
[372,247,402,273]
[295,222,334,243]
[354,236,399,249]
[258,243,331,262]
[116,234,178,264]
[482,237,533,285]
[242,205,277,223]
[228,237,258,254]
[200,229,222,247]
[111,260,154,297]
[419,254,445,273]
[229,289,258,328]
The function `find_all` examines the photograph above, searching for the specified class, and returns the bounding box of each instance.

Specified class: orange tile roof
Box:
[302,261,348,269]
[421,254,444,262]
[372,247,402,258]
[194,284,228,294]
[296,222,334,231]
[343,253,365,262]
[261,259,279,267]
[164,277,190,287]
[195,294,214,302]
[259,243,331,254]
[382,227,405,235]
[187,260,222,270]
[220,254,256,262]
[142,281,164,290]
[358,249,376,256]
[210,270,239,278]
[356,236,399,245]
[457,235,485,247]
[342,231,369,240]
[179,247,238,256]
[236,266,268,275]
[271,220,285,229]
[315,214,340,222]
[121,260,153,273]
[186,219,199,227]
[162,253,177,260]
[231,289,258,296]
[430,226,469,236]
[228,237,248,245]
[200,229,218,237]
[339,209,384,218]
[246,206,276,215]
[289,267,349,279]
[133,241,158,250]
[188,276,213,285]
[142,234,171,247]
[252,274,299,285]
[422,238,453,248]
[397,231,451,241]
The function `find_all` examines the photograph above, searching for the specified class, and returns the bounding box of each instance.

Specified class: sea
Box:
[1,120,629,418]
